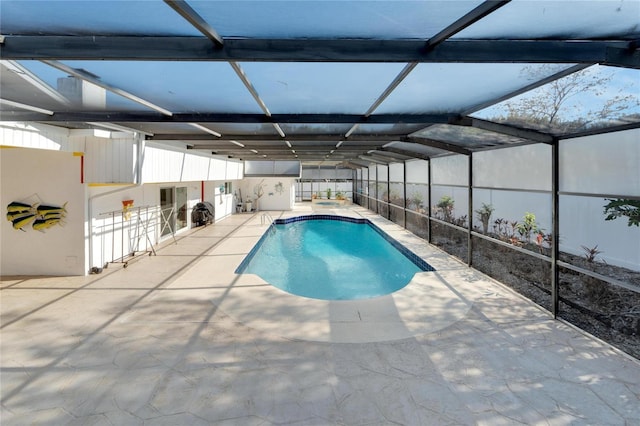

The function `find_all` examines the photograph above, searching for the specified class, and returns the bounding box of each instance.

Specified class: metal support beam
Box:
[454,117,556,144]
[425,1,511,49]
[342,62,420,141]
[358,155,390,165]
[605,45,640,69]
[188,144,383,152]
[367,153,402,163]
[345,159,371,168]
[229,61,272,116]
[163,0,224,47]
[408,136,472,155]
[2,37,633,65]
[150,133,405,142]
[0,98,54,115]
[560,121,640,139]
[1,60,71,105]
[364,63,418,117]
[366,150,414,161]
[0,111,452,124]
[382,146,432,161]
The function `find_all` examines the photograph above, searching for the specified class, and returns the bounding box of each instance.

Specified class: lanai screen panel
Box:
[411,125,532,149]
[473,65,640,135]
[279,123,353,136]
[1,0,638,161]
[0,0,201,35]
[200,123,279,136]
[455,0,640,39]
[355,124,428,136]
[7,61,148,112]
[188,0,485,39]
[374,63,577,115]
[238,62,406,114]
[49,61,265,114]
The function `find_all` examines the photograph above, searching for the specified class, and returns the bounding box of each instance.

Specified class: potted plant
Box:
[326,188,332,199]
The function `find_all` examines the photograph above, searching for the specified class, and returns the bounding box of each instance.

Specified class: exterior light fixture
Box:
[285,140,292,148]
[230,140,245,147]
[335,141,344,148]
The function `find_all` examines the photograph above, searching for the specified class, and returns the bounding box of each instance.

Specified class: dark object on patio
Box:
[192,202,214,227]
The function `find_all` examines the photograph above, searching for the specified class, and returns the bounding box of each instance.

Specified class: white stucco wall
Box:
[239,178,296,211]
[1,148,86,275]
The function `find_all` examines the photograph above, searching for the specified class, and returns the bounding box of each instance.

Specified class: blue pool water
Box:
[236,216,434,300]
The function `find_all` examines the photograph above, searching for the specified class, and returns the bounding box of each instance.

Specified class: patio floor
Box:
[1,204,639,425]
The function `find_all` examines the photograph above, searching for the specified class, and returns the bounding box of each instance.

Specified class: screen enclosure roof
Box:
[1,0,639,167]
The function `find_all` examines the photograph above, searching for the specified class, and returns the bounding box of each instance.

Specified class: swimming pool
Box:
[314,201,342,206]
[235,215,434,300]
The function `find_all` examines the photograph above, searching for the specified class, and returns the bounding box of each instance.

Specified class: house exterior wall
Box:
[1,147,86,275]
[1,123,245,275]
[239,178,296,211]
[67,133,138,183]
[1,122,69,150]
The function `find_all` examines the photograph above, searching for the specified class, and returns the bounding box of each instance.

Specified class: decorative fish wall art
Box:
[6,201,67,232]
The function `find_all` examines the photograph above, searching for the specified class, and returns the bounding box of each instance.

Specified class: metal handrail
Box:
[261,212,274,225]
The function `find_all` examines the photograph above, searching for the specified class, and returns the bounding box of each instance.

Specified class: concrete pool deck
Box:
[2,204,639,424]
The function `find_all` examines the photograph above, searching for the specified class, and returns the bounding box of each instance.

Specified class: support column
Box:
[403,161,407,228]
[387,165,391,220]
[427,159,432,244]
[551,142,560,317]
[468,153,473,267]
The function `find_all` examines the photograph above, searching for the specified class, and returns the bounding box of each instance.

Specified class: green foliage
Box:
[326,188,332,199]
[436,195,454,222]
[475,203,494,234]
[603,198,640,227]
[410,192,423,209]
[516,212,541,243]
[580,245,603,263]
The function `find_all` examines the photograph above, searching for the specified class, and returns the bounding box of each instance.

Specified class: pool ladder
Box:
[261,212,274,225]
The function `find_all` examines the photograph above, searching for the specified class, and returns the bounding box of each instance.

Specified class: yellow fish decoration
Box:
[6,201,67,233]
